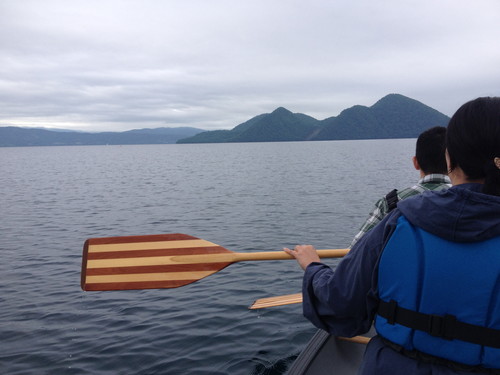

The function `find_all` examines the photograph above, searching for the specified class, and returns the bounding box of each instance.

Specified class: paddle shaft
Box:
[172,249,349,264]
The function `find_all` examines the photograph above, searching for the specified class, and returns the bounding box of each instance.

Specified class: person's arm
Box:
[286,212,400,337]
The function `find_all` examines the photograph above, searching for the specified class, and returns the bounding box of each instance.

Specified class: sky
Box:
[1,0,499,132]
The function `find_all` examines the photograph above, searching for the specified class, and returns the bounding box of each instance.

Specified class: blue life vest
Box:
[375,216,500,369]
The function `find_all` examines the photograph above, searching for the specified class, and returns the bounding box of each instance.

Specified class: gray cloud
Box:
[1,0,499,131]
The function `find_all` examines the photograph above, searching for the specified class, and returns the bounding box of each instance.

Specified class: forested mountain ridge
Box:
[177,94,450,143]
[1,94,450,147]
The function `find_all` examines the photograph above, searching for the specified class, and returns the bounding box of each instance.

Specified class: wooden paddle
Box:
[249,293,303,309]
[249,296,372,345]
[339,336,371,345]
[81,233,349,291]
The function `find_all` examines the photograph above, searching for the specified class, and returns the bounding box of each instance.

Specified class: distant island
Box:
[0,127,205,147]
[0,94,450,147]
[177,94,450,144]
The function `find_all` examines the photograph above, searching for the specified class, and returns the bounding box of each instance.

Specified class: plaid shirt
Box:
[349,174,451,248]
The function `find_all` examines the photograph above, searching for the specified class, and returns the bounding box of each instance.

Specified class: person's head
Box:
[446,97,500,196]
[413,126,448,175]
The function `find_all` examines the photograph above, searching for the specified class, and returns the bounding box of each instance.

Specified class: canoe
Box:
[287,329,372,375]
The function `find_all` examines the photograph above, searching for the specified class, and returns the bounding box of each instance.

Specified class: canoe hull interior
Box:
[287,330,369,375]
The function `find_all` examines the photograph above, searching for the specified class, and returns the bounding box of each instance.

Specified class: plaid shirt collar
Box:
[417,174,451,185]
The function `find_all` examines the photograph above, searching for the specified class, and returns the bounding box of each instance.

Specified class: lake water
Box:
[0,139,417,374]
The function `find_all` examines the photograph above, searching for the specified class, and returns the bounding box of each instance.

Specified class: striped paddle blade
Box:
[81,233,233,291]
[81,233,349,291]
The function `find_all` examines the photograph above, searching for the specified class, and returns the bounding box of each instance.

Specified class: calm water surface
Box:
[0,140,416,374]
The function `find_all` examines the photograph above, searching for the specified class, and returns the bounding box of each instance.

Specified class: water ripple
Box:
[0,141,416,374]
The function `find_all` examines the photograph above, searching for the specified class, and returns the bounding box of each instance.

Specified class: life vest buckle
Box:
[429,314,457,340]
[429,314,444,337]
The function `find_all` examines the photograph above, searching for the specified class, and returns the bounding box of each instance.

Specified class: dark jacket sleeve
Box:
[302,211,401,337]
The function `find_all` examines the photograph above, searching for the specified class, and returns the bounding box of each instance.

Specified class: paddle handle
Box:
[234,249,349,262]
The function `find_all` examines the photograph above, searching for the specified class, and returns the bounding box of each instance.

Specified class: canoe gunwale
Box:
[287,330,331,375]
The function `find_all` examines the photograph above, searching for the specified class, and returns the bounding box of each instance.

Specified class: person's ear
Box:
[412,156,420,171]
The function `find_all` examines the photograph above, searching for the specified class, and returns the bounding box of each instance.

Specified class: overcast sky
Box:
[1,0,499,132]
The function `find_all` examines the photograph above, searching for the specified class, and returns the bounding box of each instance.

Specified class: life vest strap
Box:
[378,299,500,348]
[385,189,399,211]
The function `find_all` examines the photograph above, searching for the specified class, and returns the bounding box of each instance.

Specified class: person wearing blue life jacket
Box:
[284,97,500,374]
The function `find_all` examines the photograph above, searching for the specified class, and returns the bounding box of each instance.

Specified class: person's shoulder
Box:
[396,185,422,200]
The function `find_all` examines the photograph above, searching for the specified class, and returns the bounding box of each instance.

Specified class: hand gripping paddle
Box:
[81,233,349,291]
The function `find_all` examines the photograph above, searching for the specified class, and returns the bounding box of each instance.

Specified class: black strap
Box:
[378,300,500,349]
[385,189,399,211]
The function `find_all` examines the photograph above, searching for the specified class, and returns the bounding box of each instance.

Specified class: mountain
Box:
[123,127,202,136]
[177,107,321,143]
[1,94,451,147]
[314,94,451,140]
[178,94,450,144]
[0,126,205,147]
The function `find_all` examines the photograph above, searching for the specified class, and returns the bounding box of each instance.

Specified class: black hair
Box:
[446,97,500,196]
[415,126,448,174]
